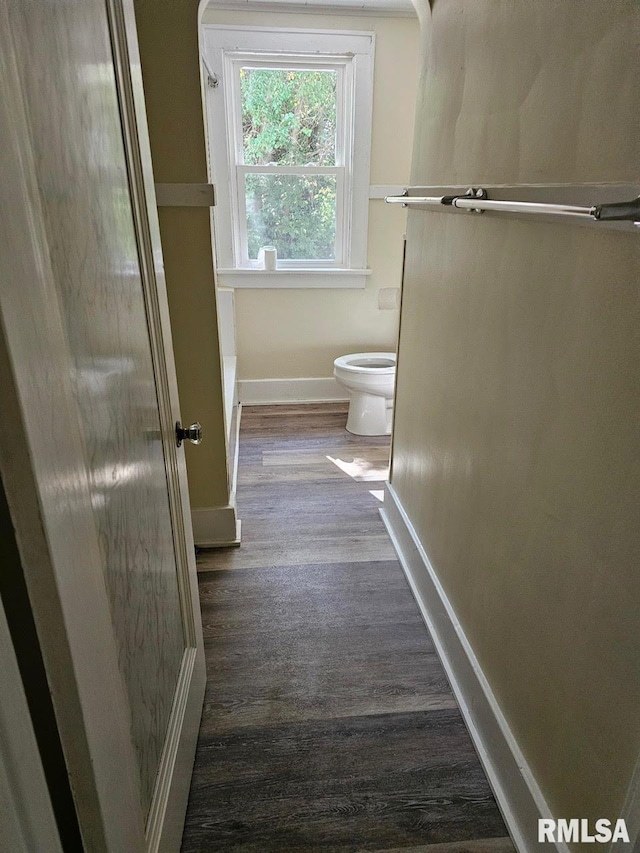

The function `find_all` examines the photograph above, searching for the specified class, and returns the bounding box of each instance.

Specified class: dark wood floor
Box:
[181,403,514,853]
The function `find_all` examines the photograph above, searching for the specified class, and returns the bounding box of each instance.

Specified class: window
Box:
[204,26,375,288]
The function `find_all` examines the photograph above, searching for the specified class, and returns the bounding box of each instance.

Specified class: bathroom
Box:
[3,0,638,848]
[200,2,420,440]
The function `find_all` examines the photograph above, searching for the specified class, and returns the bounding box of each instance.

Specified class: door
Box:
[0,0,205,850]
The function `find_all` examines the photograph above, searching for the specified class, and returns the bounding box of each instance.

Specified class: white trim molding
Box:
[144,647,198,852]
[380,483,569,853]
[238,376,348,405]
[203,25,374,283]
[216,268,370,288]
[191,505,241,548]
[204,0,417,18]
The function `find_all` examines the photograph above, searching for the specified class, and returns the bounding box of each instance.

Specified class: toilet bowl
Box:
[333,352,396,436]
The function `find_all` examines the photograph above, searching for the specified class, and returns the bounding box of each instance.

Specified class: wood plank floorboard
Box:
[368,840,516,853]
[182,711,508,853]
[198,536,395,570]
[198,563,457,730]
[183,404,514,852]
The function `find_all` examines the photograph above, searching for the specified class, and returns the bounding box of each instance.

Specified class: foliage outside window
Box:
[240,68,338,261]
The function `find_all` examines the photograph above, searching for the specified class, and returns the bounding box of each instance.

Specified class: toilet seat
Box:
[333,352,396,374]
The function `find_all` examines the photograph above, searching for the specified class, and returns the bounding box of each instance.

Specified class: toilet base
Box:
[345,391,393,436]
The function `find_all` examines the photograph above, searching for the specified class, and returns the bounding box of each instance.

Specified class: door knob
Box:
[175,421,203,447]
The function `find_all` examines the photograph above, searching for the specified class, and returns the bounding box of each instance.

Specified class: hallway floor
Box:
[181,404,514,853]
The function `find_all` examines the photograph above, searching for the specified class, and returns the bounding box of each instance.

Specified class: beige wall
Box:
[134,0,229,509]
[201,7,420,380]
[392,0,639,844]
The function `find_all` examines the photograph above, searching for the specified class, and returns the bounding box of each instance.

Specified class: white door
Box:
[0,0,205,849]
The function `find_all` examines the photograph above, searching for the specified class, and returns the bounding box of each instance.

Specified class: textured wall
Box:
[201,8,420,380]
[392,0,639,841]
[134,0,229,509]
[411,0,637,186]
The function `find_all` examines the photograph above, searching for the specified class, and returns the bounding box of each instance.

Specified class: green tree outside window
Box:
[240,68,338,260]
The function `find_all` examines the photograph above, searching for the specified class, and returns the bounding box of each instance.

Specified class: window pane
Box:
[240,68,337,166]
[245,174,337,261]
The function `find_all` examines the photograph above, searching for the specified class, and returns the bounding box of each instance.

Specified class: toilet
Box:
[333,352,396,436]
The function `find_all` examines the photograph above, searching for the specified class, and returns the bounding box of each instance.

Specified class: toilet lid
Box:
[334,352,396,373]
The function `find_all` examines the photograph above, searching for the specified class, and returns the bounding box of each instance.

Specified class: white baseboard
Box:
[192,400,243,550]
[191,505,241,548]
[380,483,568,853]
[237,376,348,405]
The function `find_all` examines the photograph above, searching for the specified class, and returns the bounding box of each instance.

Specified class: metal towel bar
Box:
[385,187,640,226]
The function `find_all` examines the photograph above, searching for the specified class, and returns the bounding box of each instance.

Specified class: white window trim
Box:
[227,54,350,270]
[203,25,375,289]
[215,268,372,288]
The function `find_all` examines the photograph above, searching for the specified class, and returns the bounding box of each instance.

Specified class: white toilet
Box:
[333,352,396,435]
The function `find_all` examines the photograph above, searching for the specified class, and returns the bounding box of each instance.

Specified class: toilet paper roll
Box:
[262,245,277,271]
[378,287,401,310]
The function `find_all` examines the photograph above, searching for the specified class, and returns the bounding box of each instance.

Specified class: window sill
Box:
[216,269,372,289]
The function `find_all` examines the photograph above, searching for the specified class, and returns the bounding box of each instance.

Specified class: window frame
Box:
[229,56,349,269]
[203,26,375,288]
